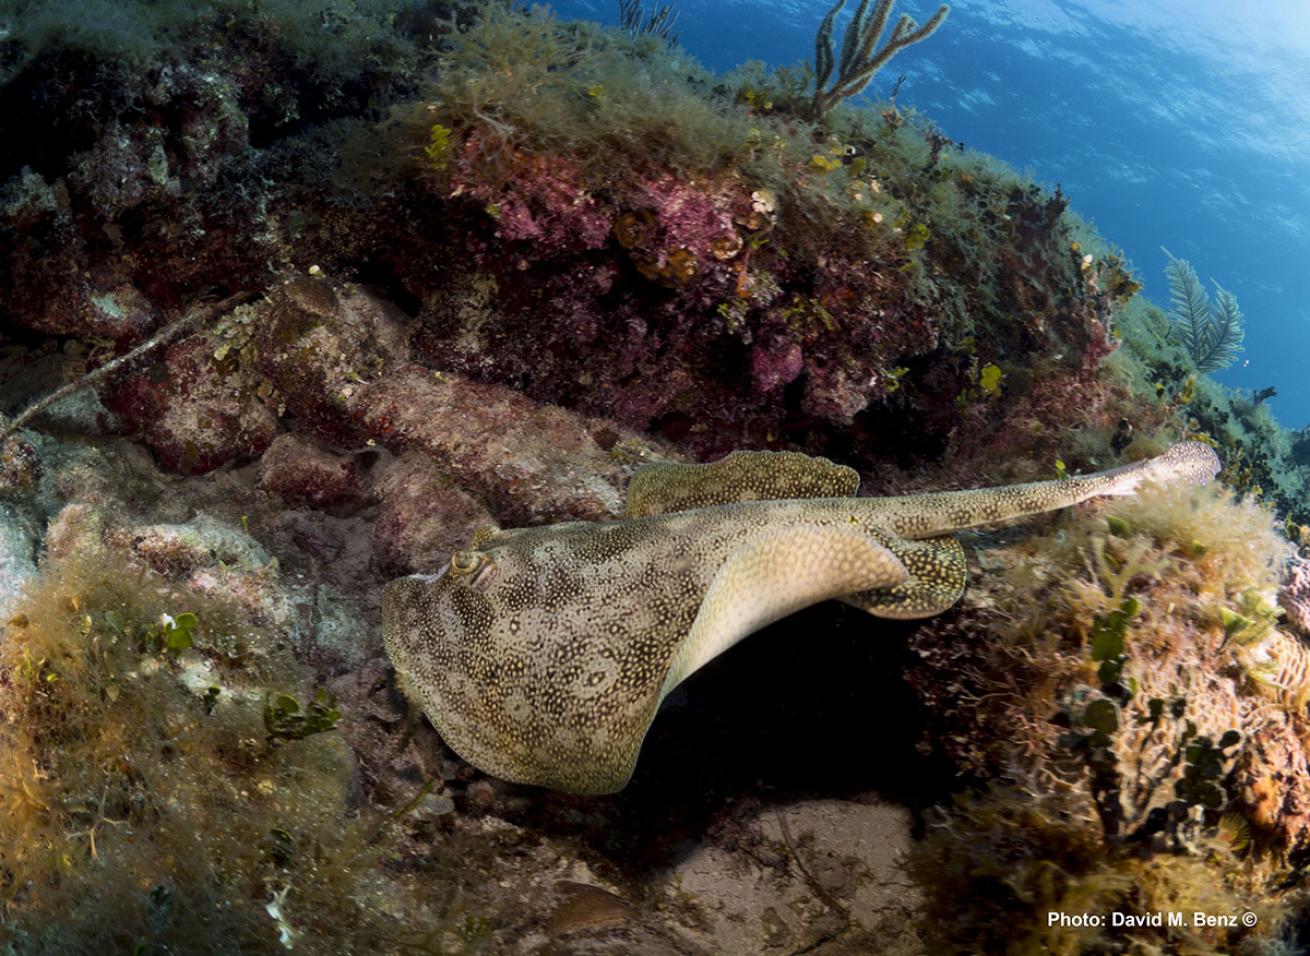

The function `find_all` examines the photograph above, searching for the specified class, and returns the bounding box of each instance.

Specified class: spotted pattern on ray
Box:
[384,442,1221,794]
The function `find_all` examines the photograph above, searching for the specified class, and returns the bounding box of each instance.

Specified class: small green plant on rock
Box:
[264,688,343,742]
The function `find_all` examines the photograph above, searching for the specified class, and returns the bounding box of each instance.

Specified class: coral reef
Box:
[0,0,1154,485]
[3,1,1310,951]
[390,6,1144,485]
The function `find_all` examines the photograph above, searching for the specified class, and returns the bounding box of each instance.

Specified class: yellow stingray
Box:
[384,442,1220,794]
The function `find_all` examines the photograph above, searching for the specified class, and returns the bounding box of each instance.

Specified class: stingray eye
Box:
[468,557,497,590]
[450,550,497,589]
[450,550,480,574]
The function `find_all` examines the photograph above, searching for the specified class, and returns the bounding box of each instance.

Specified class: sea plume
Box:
[1163,247,1245,372]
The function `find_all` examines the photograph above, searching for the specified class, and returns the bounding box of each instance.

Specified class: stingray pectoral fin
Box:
[839,534,968,620]
[661,524,909,694]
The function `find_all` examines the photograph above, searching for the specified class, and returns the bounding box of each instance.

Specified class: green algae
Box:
[0,545,474,953]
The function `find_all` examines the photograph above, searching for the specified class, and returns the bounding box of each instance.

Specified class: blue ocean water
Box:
[553,0,1310,430]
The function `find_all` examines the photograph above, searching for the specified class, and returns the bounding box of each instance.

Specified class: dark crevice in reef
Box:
[353,262,425,318]
[639,605,952,807]
[495,603,956,879]
[0,52,111,181]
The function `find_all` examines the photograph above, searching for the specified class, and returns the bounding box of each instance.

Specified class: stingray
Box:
[383,441,1220,794]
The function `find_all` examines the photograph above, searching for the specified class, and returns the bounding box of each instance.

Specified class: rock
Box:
[257,433,366,512]
[306,584,373,670]
[68,120,175,220]
[0,167,66,230]
[1279,555,1310,637]
[287,516,346,562]
[452,141,614,257]
[103,514,293,629]
[14,280,159,341]
[0,435,42,498]
[0,502,40,615]
[464,779,497,813]
[750,340,804,394]
[1235,703,1310,853]
[257,278,665,524]
[43,502,106,560]
[104,333,280,475]
[802,359,876,423]
[370,452,496,574]
[105,513,272,577]
[352,369,638,523]
[254,278,406,447]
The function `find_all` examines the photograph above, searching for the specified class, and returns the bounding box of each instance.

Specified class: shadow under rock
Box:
[501,602,957,877]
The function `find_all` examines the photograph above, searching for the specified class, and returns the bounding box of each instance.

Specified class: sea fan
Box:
[1162,247,1244,373]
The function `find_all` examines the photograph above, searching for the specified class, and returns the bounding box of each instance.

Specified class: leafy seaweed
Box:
[264,688,343,742]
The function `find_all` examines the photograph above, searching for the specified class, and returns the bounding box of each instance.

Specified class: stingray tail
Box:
[1086,440,1222,497]
[883,440,1223,539]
